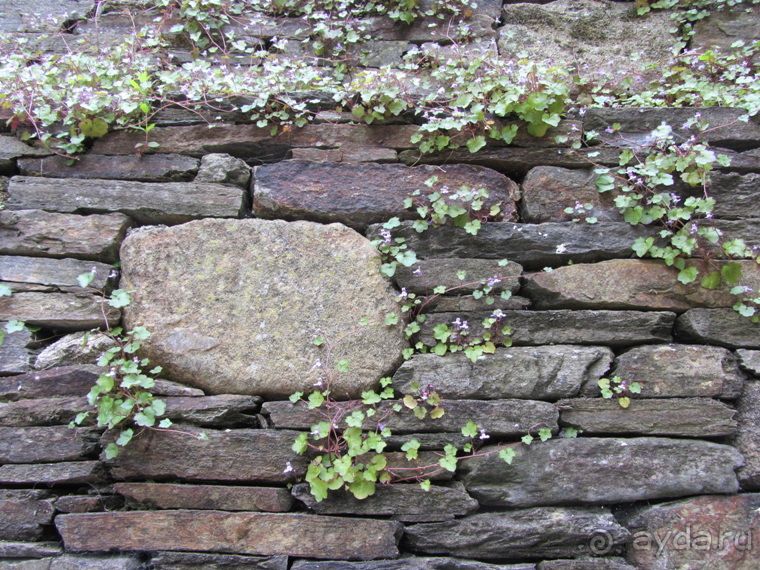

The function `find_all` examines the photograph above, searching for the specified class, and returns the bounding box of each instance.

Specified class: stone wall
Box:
[2,1,760,569]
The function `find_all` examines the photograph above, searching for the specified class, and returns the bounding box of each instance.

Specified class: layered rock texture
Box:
[1,1,760,569]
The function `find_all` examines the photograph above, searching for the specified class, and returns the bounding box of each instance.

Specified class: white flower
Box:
[555,243,568,254]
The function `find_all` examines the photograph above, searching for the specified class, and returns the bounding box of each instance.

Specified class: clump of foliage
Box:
[598,376,642,409]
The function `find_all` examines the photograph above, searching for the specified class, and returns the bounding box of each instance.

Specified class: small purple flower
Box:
[283,461,295,474]
[486,276,502,287]
[413,267,422,276]
[479,429,490,440]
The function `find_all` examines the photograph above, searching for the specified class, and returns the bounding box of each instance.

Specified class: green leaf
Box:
[396,250,417,267]
[336,359,350,373]
[77,272,96,288]
[4,320,25,334]
[289,391,303,404]
[618,396,631,409]
[348,477,376,500]
[116,428,134,447]
[312,335,324,346]
[108,289,131,308]
[401,439,420,460]
[158,418,172,428]
[429,407,444,419]
[461,420,478,438]
[438,455,458,472]
[292,432,308,454]
[104,442,120,460]
[721,262,743,286]
[701,271,722,290]
[538,427,552,442]
[466,135,486,153]
[79,117,109,138]
[0,284,12,297]
[499,447,516,464]
[307,391,325,409]
[677,267,698,284]
[419,479,431,491]
[384,313,399,326]
[521,434,533,445]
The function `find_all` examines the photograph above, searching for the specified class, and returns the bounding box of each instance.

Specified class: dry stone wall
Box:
[2,1,760,569]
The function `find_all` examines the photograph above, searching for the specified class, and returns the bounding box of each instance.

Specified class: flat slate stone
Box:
[737,349,760,375]
[623,494,760,570]
[0,397,89,426]
[676,308,760,349]
[0,135,48,161]
[150,552,288,570]
[56,511,402,560]
[92,123,421,157]
[692,7,760,51]
[0,426,100,463]
[0,365,100,401]
[459,438,742,507]
[584,107,760,151]
[425,294,531,313]
[0,210,131,263]
[291,559,532,570]
[6,176,246,225]
[114,483,293,512]
[0,461,105,485]
[392,347,613,400]
[34,332,116,370]
[54,495,122,514]
[398,147,622,177]
[0,256,113,290]
[0,323,33,375]
[404,509,629,560]
[368,221,653,269]
[292,481,477,521]
[252,161,518,231]
[537,560,635,570]
[418,310,675,348]
[395,259,522,296]
[590,344,745,399]
[0,541,62,559]
[521,166,619,223]
[524,260,760,311]
[0,292,120,330]
[0,490,55,541]
[105,428,308,483]
[160,395,261,427]
[708,172,760,219]
[263,399,558,437]
[195,153,251,188]
[120,219,405,398]
[290,147,397,163]
[730,382,760,490]
[18,154,199,182]
[557,398,738,437]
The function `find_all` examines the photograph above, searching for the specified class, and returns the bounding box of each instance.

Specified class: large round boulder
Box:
[120,219,406,398]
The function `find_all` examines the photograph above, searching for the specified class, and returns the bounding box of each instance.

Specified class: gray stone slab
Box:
[0,256,113,290]
[7,176,246,225]
[0,426,100,463]
[737,349,760,375]
[18,154,199,182]
[459,438,742,507]
[676,309,760,349]
[393,346,613,400]
[0,292,120,330]
[0,461,105,485]
[0,490,54,541]
[0,323,33,375]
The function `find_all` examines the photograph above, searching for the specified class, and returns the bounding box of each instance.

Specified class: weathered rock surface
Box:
[392,347,613,400]
[0,135,48,166]
[404,509,629,559]
[18,154,199,182]
[0,365,100,400]
[524,260,760,311]
[537,560,635,570]
[730,382,760,490]
[0,323,33,375]
[56,511,402,560]
[114,483,293,512]
[459,438,742,507]
[0,541,62,559]
[0,396,88,426]
[0,426,100,463]
[708,172,760,219]
[195,153,251,188]
[150,552,288,570]
[34,332,116,370]
[292,482,477,521]
[425,294,531,313]
[676,309,760,349]
[591,344,745,399]
[395,259,522,296]
[0,210,131,262]
[737,349,760,375]
[695,219,760,254]
[399,147,622,177]
[584,108,760,151]
[0,292,119,330]
[623,494,760,570]
[120,219,405,398]
[557,398,738,437]
[105,428,308,483]
[93,123,421,156]
[161,395,261,427]
[520,166,619,223]
[291,559,532,570]
[0,256,113,290]
[692,7,760,51]
[253,161,518,230]
[0,490,54,541]
[264,399,558,437]
[419,310,674,347]
[499,0,674,91]
[7,177,246,225]
[290,147,397,163]
[54,495,122,514]
[369,221,652,269]
[0,461,105,485]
